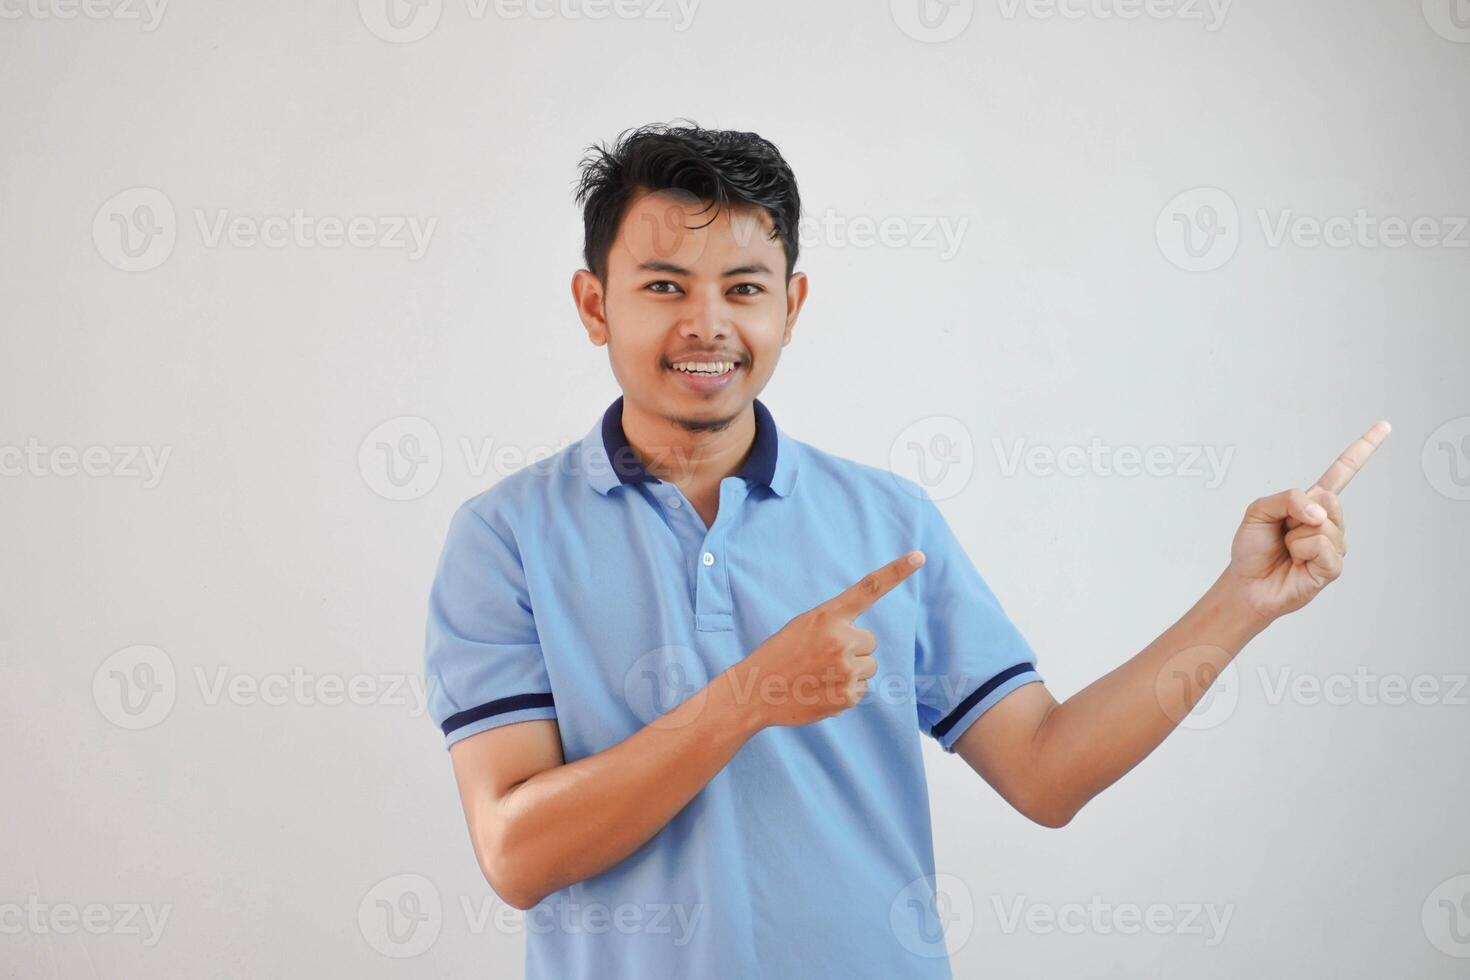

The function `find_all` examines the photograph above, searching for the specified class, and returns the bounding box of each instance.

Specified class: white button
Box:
[701,551,714,566]
[666,496,682,509]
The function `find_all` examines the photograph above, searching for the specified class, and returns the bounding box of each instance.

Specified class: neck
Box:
[619,397,756,489]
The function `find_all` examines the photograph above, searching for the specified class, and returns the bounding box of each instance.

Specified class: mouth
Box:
[665,358,742,393]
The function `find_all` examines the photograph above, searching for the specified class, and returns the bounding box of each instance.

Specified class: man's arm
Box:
[955,422,1388,828]
[451,670,762,911]
[449,551,923,910]
[954,569,1267,828]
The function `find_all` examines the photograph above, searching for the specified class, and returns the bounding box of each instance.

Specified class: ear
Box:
[782,271,809,346]
[571,269,609,346]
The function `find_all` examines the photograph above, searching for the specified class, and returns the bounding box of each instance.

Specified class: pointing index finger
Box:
[1310,420,1391,495]
[824,550,926,620]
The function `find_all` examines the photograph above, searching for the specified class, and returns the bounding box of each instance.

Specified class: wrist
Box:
[711,661,770,738]
[1207,567,1274,641]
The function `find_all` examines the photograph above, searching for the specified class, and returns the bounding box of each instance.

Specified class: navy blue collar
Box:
[600,396,779,489]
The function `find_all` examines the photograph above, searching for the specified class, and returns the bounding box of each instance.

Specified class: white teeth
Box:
[672,361,735,375]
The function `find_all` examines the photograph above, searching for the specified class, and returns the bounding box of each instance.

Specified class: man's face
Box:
[572,189,808,431]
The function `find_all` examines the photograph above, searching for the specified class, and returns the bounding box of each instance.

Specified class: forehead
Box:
[607,189,782,276]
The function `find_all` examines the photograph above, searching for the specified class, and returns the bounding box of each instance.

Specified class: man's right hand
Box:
[739,550,926,728]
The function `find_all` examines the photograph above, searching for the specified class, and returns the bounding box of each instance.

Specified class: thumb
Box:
[1244,488,1327,527]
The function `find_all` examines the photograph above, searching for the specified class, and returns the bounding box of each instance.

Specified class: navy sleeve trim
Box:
[930,663,1038,739]
[442,692,556,736]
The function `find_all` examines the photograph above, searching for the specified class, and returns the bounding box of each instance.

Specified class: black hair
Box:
[573,120,802,283]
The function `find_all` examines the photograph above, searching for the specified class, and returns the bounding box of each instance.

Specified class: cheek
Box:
[745,317,790,355]
[605,301,667,355]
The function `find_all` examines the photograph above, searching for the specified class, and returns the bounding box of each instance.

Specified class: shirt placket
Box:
[644,478,744,633]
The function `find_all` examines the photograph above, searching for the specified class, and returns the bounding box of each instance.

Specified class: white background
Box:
[2,0,1468,976]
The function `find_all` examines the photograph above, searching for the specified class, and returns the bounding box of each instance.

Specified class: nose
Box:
[677,283,732,342]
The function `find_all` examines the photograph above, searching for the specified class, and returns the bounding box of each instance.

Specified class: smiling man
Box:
[423,123,1388,979]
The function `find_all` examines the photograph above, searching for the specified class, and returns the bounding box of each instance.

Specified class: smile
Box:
[667,360,741,392]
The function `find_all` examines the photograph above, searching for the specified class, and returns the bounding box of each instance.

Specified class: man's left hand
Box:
[1225,421,1392,623]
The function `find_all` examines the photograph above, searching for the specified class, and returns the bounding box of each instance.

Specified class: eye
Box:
[729,283,764,296]
[645,281,682,294]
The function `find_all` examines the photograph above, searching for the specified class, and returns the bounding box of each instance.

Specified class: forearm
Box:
[491,662,766,907]
[1030,568,1270,823]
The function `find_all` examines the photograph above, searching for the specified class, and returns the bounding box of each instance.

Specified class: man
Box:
[423,122,1388,978]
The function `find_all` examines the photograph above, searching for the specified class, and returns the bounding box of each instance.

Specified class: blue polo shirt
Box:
[424,396,1043,979]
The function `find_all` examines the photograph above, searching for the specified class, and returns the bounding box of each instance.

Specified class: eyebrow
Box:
[637,260,776,277]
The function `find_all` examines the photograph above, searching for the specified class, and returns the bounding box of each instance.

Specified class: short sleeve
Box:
[424,500,558,748]
[910,486,1043,753]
